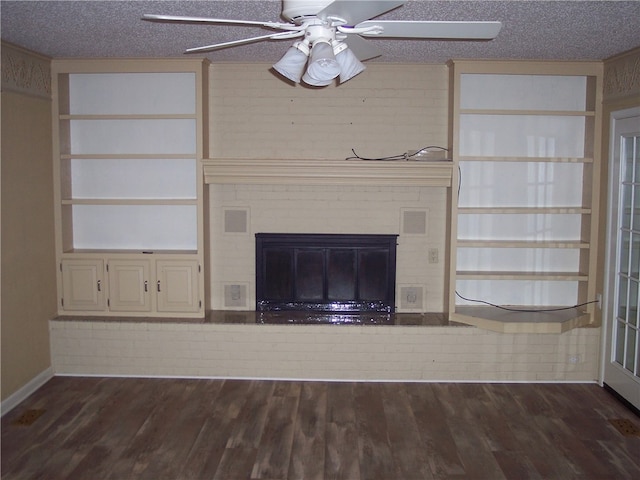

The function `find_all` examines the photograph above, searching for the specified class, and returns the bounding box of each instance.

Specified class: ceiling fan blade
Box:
[342,35,381,61]
[357,20,502,39]
[142,14,295,31]
[318,1,405,25]
[186,31,303,53]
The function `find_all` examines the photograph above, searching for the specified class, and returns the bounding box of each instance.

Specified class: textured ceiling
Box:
[1,1,639,64]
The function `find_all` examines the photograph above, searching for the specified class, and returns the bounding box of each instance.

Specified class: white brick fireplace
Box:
[205,159,452,313]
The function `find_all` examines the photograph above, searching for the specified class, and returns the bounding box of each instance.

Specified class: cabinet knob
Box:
[144,280,148,292]
[97,280,101,292]
[157,280,161,292]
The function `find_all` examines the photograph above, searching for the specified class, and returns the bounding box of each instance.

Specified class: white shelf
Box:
[448,60,602,329]
[60,114,197,120]
[460,109,594,116]
[456,271,589,281]
[452,306,592,334]
[61,199,197,205]
[61,249,199,256]
[61,154,197,159]
[458,156,593,163]
[456,239,590,248]
[458,207,591,214]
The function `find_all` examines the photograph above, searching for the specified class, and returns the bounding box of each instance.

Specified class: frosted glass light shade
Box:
[336,47,365,83]
[304,41,340,83]
[273,43,309,83]
[301,72,334,86]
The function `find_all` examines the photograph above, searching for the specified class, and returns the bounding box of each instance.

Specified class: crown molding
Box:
[1,42,51,99]
[604,47,640,101]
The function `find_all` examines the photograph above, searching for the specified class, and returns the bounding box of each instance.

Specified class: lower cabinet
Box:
[61,259,106,311]
[60,257,201,316]
[156,260,200,313]
[108,260,151,312]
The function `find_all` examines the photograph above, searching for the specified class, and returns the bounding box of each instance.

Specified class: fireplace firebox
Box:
[256,233,398,313]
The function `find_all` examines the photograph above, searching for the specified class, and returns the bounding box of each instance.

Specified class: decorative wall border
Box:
[604,47,640,101]
[1,42,51,99]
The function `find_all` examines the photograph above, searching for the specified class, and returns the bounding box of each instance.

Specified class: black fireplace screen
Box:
[256,233,398,313]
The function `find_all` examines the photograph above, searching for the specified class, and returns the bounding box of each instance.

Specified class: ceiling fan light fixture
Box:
[304,40,341,83]
[273,41,310,83]
[333,41,366,84]
[145,2,506,88]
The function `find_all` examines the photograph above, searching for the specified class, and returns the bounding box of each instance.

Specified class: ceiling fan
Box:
[143,0,502,87]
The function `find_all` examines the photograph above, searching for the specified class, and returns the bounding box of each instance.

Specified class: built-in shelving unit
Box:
[447,60,603,333]
[52,59,209,317]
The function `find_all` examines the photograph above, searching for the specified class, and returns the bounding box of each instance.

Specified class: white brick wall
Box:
[209,63,448,160]
[50,321,601,382]
[209,184,447,311]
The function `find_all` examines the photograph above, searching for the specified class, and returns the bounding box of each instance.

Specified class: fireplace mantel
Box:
[202,158,453,187]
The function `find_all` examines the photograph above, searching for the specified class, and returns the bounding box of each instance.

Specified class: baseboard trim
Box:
[54,372,600,385]
[1,367,54,416]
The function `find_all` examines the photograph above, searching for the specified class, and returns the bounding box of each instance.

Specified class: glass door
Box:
[604,108,640,410]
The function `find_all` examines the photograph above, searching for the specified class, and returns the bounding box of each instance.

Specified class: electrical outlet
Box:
[428,248,439,264]
[568,355,581,364]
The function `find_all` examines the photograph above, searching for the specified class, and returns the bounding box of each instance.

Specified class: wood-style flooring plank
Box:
[251,394,298,479]
[213,380,275,479]
[117,379,192,479]
[380,383,434,480]
[3,377,117,480]
[131,379,223,480]
[2,378,640,480]
[484,383,578,480]
[352,383,398,480]
[405,383,466,479]
[433,384,508,480]
[288,382,327,480]
[177,379,252,479]
[324,382,360,480]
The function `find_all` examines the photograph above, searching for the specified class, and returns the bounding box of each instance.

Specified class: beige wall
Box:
[1,44,57,401]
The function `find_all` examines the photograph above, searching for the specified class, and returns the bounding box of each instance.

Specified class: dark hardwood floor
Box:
[2,377,639,479]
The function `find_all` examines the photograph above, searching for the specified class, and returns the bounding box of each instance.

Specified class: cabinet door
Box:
[107,260,151,312]
[61,259,106,311]
[156,260,200,313]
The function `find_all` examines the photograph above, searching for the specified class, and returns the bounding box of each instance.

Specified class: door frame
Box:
[601,105,640,410]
